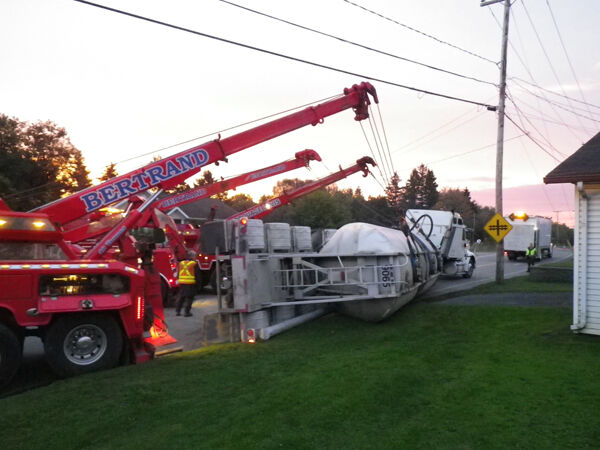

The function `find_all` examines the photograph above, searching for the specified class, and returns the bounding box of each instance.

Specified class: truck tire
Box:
[462,257,475,278]
[44,313,123,378]
[0,323,22,389]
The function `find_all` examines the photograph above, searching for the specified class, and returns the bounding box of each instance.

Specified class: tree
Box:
[399,164,439,211]
[192,170,228,201]
[224,193,256,211]
[272,178,312,196]
[0,114,91,211]
[98,163,118,182]
[385,172,402,208]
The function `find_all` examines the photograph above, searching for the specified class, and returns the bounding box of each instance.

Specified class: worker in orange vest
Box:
[176,250,200,317]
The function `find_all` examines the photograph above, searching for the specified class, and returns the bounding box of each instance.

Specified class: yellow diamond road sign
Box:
[484,213,513,243]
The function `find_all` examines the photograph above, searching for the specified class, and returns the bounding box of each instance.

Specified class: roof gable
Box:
[544,132,600,184]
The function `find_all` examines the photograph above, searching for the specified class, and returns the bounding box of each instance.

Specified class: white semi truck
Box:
[405,209,476,278]
[503,214,553,261]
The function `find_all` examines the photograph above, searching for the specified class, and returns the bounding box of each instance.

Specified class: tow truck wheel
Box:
[0,323,22,389]
[44,314,123,378]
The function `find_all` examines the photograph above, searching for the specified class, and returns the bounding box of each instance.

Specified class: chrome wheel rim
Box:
[63,324,107,366]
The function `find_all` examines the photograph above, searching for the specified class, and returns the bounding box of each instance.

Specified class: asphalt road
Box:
[426,246,573,298]
[2,246,573,397]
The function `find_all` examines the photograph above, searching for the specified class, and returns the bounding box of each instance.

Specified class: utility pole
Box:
[481,0,511,283]
[553,210,561,243]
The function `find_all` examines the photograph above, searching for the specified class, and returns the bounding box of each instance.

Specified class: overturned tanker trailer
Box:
[201,220,441,344]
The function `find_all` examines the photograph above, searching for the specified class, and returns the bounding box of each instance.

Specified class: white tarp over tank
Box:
[319,222,410,255]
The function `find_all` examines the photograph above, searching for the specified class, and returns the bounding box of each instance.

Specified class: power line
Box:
[504,113,561,162]
[545,0,596,120]
[111,93,340,167]
[392,112,485,156]
[504,107,597,134]
[519,1,588,135]
[218,0,496,87]
[511,80,600,118]
[392,107,480,154]
[506,90,567,158]
[342,0,498,65]
[425,134,524,166]
[510,77,600,110]
[490,7,583,143]
[73,0,495,109]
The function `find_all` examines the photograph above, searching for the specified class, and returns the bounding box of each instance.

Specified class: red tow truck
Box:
[59,150,322,305]
[0,82,379,387]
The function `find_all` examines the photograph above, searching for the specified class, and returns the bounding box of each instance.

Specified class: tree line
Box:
[0,115,571,246]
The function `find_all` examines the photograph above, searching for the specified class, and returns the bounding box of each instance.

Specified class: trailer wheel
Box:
[44,314,123,378]
[0,324,22,389]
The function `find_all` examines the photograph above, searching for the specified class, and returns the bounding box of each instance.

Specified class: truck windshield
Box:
[0,242,67,260]
[39,273,130,296]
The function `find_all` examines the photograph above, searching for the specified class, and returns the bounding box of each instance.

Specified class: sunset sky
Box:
[2,0,598,226]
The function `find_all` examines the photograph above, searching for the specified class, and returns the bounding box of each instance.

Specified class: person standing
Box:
[526,243,536,272]
[176,251,200,317]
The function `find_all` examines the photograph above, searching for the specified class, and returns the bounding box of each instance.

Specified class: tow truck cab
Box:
[0,210,152,387]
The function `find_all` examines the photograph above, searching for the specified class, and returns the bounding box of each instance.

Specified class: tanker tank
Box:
[318,222,440,322]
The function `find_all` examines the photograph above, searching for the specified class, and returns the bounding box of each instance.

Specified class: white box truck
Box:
[503,215,553,261]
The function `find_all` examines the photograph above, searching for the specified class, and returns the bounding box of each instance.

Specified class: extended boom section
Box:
[228,156,376,220]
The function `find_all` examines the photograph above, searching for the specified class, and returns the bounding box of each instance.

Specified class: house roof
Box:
[168,197,238,220]
[114,192,239,220]
[544,131,600,184]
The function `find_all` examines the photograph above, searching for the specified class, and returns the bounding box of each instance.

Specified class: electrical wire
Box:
[510,77,600,110]
[342,0,498,65]
[504,113,561,162]
[73,0,495,110]
[424,135,524,166]
[506,90,567,158]
[519,1,588,135]
[392,112,485,156]
[489,7,583,143]
[545,0,596,120]
[510,80,600,118]
[112,93,340,167]
[218,0,496,87]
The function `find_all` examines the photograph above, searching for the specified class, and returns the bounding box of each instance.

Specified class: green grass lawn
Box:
[2,302,599,449]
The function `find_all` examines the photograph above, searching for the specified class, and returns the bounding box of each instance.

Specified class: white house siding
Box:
[574,184,600,335]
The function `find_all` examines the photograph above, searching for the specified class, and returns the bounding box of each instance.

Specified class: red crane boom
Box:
[228,157,376,221]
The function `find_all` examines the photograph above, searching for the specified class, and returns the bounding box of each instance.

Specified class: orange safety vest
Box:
[178,260,197,285]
